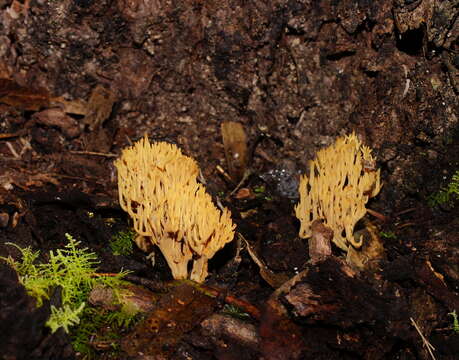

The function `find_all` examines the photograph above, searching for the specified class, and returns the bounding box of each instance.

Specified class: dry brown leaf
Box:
[241,235,289,288]
[221,121,248,183]
[84,85,116,130]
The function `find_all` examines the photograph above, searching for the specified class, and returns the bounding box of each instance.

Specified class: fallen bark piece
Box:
[284,258,390,326]
[280,258,411,359]
[259,269,310,360]
[259,294,307,360]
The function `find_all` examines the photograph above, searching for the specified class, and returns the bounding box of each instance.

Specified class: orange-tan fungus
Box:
[295,133,382,251]
[114,135,235,282]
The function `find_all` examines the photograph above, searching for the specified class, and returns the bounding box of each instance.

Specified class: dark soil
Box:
[1,0,458,359]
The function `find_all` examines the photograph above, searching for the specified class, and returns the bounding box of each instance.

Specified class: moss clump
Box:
[110,230,135,256]
[428,170,459,207]
[449,310,459,333]
[1,234,129,334]
[71,306,141,358]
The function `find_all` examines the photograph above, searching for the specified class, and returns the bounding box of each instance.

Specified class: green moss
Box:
[253,185,266,194]
[71,306,141,358]
[380,231,397,240]
[109,230,135,256]
[1,233,143,357]
[449,310,459,333]
[428,170,459,207]
[1,234,130,334]
[47,303,85,334]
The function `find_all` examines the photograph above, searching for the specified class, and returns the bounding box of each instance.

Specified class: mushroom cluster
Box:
[295,133,382,251]
[115,136,235,282]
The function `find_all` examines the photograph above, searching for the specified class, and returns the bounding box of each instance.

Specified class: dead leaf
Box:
[221,121,248,183]
[242,235,289,288]
[234,187,255,200]
[84,85,116,130]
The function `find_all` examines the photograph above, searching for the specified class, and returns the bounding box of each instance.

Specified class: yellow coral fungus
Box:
[295,133,382,251]
[114,135,235,282]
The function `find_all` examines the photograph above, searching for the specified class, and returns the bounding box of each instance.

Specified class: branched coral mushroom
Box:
[115,136,235,282]
[295,133,382,251]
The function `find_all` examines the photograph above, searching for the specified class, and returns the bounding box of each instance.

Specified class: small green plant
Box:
[109,230,135,256]
[253,185,266,194]
[380,231,397,239]
[1,233,129,334]
[252,185,273,200]
[222,304,250,320]
[47,303,86,334]
[428,170,459,207]
[449,310,459,333]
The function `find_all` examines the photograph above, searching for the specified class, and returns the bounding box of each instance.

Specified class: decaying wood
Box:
[259,268,310,360]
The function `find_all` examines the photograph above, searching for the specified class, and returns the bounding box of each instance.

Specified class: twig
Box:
[197,282,261,320]
[123,274,168,293]
[216,164,234,184]
[229,169,252,197]
[48,172,105,185]
[69,150,118,158]
[410,317,436,360]
[366,208,388,222]
[5,142,19,158]
[396,222,417,229]
[394,208,416,217]
[240,233,288,288]
[0,129,28,140]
